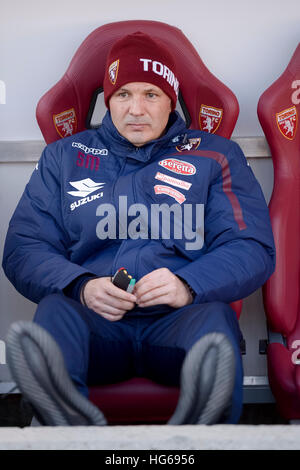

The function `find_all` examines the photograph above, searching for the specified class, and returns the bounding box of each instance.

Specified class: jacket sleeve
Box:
[2,144,96,304]
[174,141,276,304]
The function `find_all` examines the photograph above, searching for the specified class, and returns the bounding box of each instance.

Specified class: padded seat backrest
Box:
[36,20,239,144]
[258,43,300,336]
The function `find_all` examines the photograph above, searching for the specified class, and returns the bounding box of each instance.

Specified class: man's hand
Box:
[80,277,137,322]
[134,268,194,309]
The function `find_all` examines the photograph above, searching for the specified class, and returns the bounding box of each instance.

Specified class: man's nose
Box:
[129,96,144,115]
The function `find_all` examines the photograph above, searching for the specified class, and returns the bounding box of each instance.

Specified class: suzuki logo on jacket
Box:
[68,178,105,211]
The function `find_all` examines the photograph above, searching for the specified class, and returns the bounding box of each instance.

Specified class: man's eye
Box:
[118,92,128,98]
[147,93,157,98]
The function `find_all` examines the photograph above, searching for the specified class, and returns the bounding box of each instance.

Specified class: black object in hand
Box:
[112,268,136,293]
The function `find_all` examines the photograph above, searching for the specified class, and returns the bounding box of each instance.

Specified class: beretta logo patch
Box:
[158,158,196,176]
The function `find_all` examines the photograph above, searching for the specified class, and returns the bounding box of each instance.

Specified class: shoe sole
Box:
[6,321,107,426]
[167,332,236,425]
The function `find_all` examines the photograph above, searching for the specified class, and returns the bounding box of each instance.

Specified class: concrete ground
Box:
[0,394,299,450]
[0,424,299,450]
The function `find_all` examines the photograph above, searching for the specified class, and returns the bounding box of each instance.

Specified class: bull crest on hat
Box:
[108,60,119,85]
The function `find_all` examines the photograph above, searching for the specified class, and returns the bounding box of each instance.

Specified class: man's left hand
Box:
[134,268,194,309]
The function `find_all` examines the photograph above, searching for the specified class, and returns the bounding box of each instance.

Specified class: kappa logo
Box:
[72,142,108,156]
[176,137,201,152]
[72,143,108,173]
[276,106,298,140]
[53,108,77,138]
[109,60,119,85]
[199,105,223,134]
[68,178,105,211]
[158,158,196,176]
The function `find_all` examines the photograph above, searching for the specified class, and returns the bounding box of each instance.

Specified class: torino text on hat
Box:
[139,59,179,96]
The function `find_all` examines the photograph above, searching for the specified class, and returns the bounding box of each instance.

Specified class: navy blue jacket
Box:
[2,111,275,314]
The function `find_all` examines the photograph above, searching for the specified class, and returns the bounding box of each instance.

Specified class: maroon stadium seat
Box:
[36,20,241,424]
[258,42,300,420]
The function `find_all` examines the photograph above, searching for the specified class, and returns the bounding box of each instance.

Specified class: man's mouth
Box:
[127,123,148,131]
[127,123,147,126]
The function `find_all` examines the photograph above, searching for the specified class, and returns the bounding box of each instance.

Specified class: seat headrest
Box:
[36,20,239,144]
[258,42,300,335]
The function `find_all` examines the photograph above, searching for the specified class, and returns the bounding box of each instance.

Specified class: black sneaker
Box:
[6,321,107,426]
[168,332,236,425]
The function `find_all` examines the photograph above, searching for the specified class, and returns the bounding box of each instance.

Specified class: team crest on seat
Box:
[276,106,298,140]
[53,108,77,138]
[199,105,223,134]
[108,60,119,85]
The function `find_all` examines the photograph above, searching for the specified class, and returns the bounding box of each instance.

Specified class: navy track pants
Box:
[33,294,244,423]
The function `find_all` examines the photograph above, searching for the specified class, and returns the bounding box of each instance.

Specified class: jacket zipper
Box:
[110,158,128,277]
[132,171,141,281]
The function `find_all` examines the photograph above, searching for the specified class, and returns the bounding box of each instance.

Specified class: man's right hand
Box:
[80,277,137,322]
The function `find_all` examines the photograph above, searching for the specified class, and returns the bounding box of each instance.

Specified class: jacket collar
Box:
[98,110,187,162]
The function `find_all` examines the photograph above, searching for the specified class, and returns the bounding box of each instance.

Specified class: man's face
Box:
[109,82,172,147]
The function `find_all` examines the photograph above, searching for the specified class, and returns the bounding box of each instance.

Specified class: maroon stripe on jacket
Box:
[171,149,247,230]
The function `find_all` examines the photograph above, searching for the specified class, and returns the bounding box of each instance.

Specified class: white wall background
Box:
[1,0,299,140]
[0,0,298,386]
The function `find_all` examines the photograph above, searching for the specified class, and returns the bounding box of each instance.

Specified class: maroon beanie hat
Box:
[103,32,179,111]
